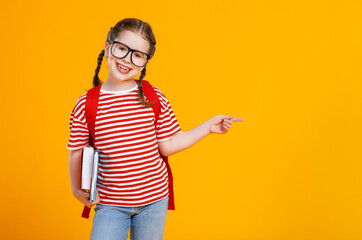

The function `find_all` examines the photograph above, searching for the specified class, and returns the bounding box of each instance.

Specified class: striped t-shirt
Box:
[66,84,182,207]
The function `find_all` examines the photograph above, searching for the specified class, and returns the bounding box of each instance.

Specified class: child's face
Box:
[104,30,150,82]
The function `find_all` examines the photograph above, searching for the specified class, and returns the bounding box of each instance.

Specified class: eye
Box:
[134,53,142,59]
[119,46,127,51]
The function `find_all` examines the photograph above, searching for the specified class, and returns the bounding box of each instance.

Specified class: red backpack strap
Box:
[85,84,102,148]
[137,80,176,210]
[81,84,102,219]
[138,80,161,119]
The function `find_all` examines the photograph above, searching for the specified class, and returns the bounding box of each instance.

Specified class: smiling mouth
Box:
[117,63,131,72]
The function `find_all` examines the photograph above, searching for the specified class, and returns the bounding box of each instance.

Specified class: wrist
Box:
[205,119,212,135]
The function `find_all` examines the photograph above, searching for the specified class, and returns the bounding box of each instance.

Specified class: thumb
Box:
[95,189,101,203]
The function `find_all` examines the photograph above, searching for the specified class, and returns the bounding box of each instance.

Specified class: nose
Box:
[122,51,132,64]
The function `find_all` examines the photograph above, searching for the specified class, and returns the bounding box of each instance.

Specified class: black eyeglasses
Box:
[110,41,150,67]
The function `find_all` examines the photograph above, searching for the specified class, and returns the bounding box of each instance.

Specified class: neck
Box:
[102,77,137,91]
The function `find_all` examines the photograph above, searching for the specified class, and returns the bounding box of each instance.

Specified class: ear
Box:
[104,42,110,57]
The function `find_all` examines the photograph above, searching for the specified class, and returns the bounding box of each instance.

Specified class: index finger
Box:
[232,117,244,122]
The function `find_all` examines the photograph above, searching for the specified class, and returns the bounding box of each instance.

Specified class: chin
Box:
[115,76,135,82]
[110,71,133,81]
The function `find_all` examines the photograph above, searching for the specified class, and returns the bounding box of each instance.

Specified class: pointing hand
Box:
[208,115,244,134]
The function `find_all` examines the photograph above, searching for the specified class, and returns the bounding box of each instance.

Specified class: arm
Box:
[158,115,244,157]
[69,149,100,208]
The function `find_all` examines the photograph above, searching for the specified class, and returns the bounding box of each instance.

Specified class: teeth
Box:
[118,64,130,71]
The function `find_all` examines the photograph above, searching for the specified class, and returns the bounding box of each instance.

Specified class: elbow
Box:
[159,148,171,158]
[158,140,173,157]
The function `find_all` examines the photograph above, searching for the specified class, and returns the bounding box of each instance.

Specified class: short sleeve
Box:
[66,94,90,150]
[153,86,182,142]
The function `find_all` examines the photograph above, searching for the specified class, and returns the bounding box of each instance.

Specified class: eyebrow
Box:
[115,41,149,54]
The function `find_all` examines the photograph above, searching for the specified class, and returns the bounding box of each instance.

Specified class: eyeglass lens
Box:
[111,42,148,67]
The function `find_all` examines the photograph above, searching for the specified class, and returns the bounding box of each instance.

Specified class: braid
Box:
[138,67,154,107]
[93,49,105,87]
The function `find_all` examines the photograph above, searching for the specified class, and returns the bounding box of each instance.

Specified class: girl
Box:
[67,18,243,240]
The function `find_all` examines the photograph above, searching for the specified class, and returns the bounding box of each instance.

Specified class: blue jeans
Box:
[90,196,169,240]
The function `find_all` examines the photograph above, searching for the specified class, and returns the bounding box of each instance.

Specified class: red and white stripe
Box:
[67,85,182,206]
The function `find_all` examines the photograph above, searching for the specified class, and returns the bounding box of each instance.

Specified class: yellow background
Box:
[1,0,361,239]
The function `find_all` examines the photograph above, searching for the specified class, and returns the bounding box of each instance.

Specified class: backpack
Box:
[81,80,175,218]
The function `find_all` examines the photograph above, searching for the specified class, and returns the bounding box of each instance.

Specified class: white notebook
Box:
[81,145,99,202]
[90,150,99,202]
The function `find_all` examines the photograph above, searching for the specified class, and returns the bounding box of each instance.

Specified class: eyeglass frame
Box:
[110,41,151,67]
